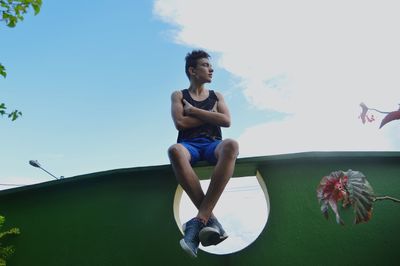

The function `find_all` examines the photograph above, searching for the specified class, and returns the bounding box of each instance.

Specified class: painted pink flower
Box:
[380,107,400,128]
[359,102,376,124]
[317,170,374,225]
[317,171,348,225]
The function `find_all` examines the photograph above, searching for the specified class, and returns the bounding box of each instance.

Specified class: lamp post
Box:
[29,160,63,180]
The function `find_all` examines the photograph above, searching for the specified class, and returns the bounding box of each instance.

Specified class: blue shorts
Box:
[178,137,222,165]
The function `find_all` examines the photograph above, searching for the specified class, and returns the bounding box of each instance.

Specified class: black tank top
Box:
[177,89,222,142]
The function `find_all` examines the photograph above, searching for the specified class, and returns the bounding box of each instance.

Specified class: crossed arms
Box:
[171,90,231,131]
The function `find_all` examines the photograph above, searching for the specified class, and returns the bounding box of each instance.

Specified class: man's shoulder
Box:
[171,89,183,95]
[209,90,224,100]
[207,88,220,93]
[171,90,184,100]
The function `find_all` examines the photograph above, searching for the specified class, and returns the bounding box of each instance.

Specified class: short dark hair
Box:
[185,50,211,79]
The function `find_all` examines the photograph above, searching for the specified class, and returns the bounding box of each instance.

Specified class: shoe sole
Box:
[179,239,197,258]
[199,227,228,247]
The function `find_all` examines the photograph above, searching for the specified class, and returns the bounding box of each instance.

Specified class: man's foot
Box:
[199,217,228,246]
[180,218,205,258]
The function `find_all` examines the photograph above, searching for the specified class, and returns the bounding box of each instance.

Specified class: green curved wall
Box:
[1,152,399,265]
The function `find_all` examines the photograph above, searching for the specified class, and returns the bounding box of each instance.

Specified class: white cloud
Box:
[154,0,400,155]
[237,112,396,157]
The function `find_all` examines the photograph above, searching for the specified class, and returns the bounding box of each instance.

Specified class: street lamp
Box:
[29,160,64,180]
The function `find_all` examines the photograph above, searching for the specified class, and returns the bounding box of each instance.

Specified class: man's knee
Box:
[220,139,239,158]
[168,144,187,161]
[168,144,180,159]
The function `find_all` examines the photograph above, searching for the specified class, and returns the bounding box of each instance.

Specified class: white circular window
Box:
[173,172,270,255]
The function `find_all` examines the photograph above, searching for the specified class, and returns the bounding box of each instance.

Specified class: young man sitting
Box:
[168,50,239,257]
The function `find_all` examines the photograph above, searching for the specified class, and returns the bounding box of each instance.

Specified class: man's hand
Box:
[183,99,194,116]
[172,90,231,129]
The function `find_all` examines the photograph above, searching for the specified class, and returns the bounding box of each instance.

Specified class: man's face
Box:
[192,58,214,83]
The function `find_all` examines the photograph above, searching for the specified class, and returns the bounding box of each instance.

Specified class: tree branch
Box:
[367,108,390,114]
[373,196,400,203]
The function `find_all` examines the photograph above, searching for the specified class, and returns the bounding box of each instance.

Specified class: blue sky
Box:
[1,0,399,189]
[0,1,271,187]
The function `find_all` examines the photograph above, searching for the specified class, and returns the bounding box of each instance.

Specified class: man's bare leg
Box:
[168,143,205,210]
[169,139,238,254]
[197,139,239,222]
[169,143,212,257]
[168,139,238,223]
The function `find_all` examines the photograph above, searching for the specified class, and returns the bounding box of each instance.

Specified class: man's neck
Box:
[188,83,206,96]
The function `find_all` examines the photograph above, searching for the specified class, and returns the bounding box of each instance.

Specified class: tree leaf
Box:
[0,63,6,78]
[8,110,22,121]
[1,0,42,27]
[346,170,374,224]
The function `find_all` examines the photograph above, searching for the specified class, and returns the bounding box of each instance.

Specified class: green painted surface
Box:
[1,152,399,265]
